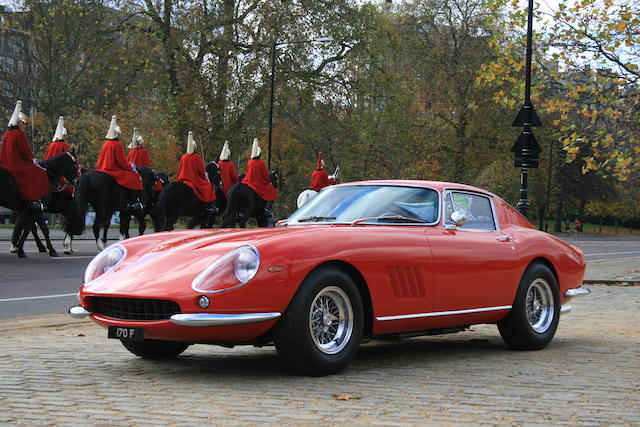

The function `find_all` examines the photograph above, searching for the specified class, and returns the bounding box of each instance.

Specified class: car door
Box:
[426,190,520,312]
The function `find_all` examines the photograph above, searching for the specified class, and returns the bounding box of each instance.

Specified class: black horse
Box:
[13,183,76,255]
[0,152,79,257]
[221,171,278,228]
[65,167,160,250]
[151,161,224,231]
[119,166,167,239]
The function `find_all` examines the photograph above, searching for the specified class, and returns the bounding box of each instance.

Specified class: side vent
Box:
[388,266,426,298]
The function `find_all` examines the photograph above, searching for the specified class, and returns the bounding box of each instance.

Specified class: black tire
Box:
[274,266,364,376]
[120,339,189,359]
[498,263,560,350]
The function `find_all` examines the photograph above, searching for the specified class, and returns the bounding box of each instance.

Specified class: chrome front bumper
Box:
[560,287,591,315]
[170,312,281,326]
[68,305,281,326]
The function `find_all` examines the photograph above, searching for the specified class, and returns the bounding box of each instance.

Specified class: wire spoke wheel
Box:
[308,286,354,355]
[525,278,554,333]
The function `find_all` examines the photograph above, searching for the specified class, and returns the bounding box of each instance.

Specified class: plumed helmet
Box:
[219,140,231,161]
[250,138,261,158]
[8,100,27,127]
[128,128,139,149]
[105,115,120,139]
[316,152,324,170]
[186,131,197,154]
[53,116,65,141]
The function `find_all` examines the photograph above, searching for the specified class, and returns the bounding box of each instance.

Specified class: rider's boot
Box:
[204,202,218,215]
[28,199,44,212]
[126,191,144,215]
[264,202,272,218]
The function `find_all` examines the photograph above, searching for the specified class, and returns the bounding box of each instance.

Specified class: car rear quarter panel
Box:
[495,198,585,301]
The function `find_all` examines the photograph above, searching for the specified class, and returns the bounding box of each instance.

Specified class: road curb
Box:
[0,313,90,332]
[583,279,640,285]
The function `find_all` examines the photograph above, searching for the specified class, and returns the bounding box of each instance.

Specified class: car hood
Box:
[81,226,326,297]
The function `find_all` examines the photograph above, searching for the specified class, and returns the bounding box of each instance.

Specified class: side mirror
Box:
[444,211,467,230]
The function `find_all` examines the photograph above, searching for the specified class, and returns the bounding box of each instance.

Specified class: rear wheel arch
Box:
[526,257,559,287]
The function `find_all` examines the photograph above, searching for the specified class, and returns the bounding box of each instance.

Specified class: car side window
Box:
[443,192,496,230]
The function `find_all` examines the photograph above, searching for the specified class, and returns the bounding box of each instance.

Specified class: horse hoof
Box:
[97,240,105,251]
[64,249,73,255]
[10,245,18,253]
[17,250,27,258]
[49,250,59,257]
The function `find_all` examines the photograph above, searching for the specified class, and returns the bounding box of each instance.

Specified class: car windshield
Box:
[287,185,439,225]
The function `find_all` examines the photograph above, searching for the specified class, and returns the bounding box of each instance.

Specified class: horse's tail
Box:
[221,184,240,227]
[64,174,89,235]
[150,184,169,232]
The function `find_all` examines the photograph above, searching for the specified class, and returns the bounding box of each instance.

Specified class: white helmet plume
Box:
[105,115,120,139]
[220,140,231,161]
[186,131,197,154]
[52,116,65,141]
[128,128,139,149]
[250,138,261,158]
[8,100,27,127]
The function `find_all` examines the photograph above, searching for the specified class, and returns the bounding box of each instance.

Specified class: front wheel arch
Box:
[302,261,373,339]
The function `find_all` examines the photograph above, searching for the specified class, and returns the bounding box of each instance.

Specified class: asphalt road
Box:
[0,232,638,320]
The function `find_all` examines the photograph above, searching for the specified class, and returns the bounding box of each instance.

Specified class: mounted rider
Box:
[127,128,164,192]
[0,100,50,209]
[126,128,151,167]
[242,138,277,216]
[309,151,337,192]
[45,116,71,160]
[95,115,144,213]
[176,131,216,212]
[218,140,238,196]
[45,116,76,196]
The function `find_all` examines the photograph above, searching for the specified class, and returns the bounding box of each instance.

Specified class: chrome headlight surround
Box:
[192,245,260,294]
[83,244,127,285]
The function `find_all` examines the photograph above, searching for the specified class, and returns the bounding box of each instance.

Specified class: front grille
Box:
[88,296,181,321]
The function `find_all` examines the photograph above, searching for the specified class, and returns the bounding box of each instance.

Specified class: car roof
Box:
[334,180,496,198]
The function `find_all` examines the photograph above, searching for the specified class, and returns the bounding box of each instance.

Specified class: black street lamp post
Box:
[266,38,332,170]
[511,0,542,217]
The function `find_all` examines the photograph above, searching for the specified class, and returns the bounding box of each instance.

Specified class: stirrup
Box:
[126,202,144,214]
[29,200,44,212]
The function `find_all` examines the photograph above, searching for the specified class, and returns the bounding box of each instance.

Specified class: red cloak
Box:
[310,169,335,192]
[0,128,50,200]
[243,158,277,202]
[95,139,143,190]
[127,148,151,167]
[218,160,239,196]
[44,140,71,160]
[177,153,216,203]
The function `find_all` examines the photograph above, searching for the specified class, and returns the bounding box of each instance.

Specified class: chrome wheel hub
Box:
[309,286,354,355]
[526,278,555,333]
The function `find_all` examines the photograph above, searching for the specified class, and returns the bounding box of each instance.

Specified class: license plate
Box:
[108,326,144,341]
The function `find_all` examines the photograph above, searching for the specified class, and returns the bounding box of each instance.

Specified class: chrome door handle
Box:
[496,235,512,242]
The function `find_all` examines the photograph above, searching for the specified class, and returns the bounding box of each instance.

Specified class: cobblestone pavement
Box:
[1,286,638,426]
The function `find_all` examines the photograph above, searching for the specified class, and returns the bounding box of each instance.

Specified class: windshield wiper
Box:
[297,215,337,222]
[351,215,426,227]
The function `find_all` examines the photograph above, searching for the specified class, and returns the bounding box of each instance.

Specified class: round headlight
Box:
[84,244,127,285]
[192,245,260,294]
[234,249,259,283]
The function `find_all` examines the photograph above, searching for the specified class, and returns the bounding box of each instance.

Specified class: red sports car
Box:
[69,180,589,375]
